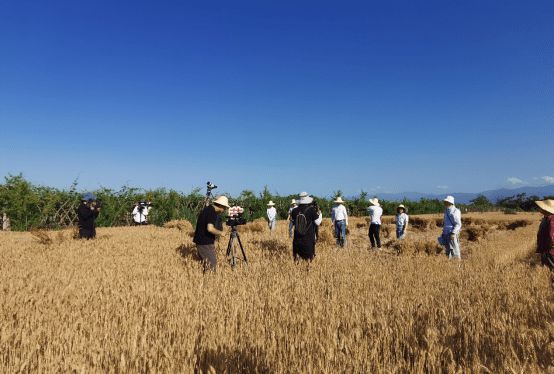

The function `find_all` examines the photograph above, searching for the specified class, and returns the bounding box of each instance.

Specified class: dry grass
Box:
[0,212,552,373]
[163,219,194,233]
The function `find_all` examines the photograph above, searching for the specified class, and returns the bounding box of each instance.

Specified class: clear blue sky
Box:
[1,0,552,196]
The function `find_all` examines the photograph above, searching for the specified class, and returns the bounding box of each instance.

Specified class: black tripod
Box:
[226,226,247,267]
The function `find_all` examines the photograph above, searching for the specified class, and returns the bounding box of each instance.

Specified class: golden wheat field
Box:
[0,212,552,373]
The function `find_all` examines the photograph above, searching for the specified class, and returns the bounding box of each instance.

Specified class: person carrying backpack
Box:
[291,192,322,261]
[439,195,462,259]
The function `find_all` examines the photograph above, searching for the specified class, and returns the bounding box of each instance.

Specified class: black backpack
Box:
[295,206,314,236]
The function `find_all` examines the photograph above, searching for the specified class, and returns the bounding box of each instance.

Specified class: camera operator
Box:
[132,201,151,225]
[77,193,101,239]
[193,195,230,272]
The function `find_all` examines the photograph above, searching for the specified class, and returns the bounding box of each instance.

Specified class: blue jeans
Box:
[442,233,461,259]
[396,226,405,239]
[334,220,347,246]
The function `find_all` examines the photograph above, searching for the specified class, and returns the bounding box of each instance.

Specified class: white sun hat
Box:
[535,199,554,214]
[334,196,346,204]
[213,195,230,208]
[267,201,276,206]
[443,196,455,205]
[368,198,380,207]
[397,204,407,211]
[297,191,313,205]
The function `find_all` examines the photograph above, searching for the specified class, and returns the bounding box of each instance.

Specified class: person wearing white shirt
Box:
[287,199,297,238]
[132,202,151,225]
[331,196,348,247]
[367,198,383,249]
[440,196,462,259]
[395,204,409,239]
[266,201,277,232]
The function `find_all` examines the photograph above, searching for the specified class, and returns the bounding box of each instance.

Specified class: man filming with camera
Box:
[132,201,152,225]
[193,195,229,272]
[77,193,101,239]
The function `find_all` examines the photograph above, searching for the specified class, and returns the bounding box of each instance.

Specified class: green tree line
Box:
[0,175,548,231]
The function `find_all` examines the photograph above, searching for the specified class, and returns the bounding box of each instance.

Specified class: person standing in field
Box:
[440,195,462,259]
[395,204,409,239]
[77,193,101,239]
[266,201,277,232]
[193,195,229,272]
[291,192,322,261]
[2,213,11,231]
[287,199,297,238]
[534,199,554,270]
[368,198,383,249]
[331,196,348,247]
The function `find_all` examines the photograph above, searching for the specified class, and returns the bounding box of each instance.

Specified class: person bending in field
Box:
[291,192,322,261]
[440,196,462,259]
[395,204,409,239]
[535,199,554,270]
[77,193,101,239]
[193,196,228,272]
[367,198,383,249]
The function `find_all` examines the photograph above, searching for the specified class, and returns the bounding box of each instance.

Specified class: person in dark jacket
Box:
[291,192,322,261]
[535,199,554,270]
[193,195,229,272]
[77,193,100,239]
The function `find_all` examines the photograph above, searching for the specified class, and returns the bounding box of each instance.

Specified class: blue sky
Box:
[1,0,552,196]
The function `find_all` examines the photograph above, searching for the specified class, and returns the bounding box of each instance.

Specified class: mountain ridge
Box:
[366,185,554,204]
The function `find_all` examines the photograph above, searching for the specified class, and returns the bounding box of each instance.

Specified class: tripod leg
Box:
[236,232,248,263]
[226,235,233,258]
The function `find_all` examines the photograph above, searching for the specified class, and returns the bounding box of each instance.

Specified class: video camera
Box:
[136,201,152,213]
[207,181,217,191]
[226,206,247,227]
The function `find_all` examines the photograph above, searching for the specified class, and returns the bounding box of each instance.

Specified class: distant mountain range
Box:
[373,185,554,204]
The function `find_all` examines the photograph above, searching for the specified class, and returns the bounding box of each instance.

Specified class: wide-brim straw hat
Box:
[297,191,314,205]
[213,196,230,209]
[535,199,554,214]
[443,195,455,205]
[334,197,345,204]
[267,201,276,206]
[290,199,297,205]
[368,198,380,207]
[397,204,407,211]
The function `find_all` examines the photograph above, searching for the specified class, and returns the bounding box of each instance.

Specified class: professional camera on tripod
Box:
[202,181,218,207]
[225,206,248,267]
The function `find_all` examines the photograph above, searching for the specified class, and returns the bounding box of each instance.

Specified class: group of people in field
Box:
[192,191,471,272]
[264,193,462,258]
[71,190,553,273]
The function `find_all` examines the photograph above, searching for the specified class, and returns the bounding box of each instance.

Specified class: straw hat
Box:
[213,196,230,209]
[535,199,554,214]
[443,196,455,205]
[290,199,297,205]
[334,196,346,204]
[297,191,313,205]
[267,201,276,206]
[397,204,407,211]
[368,198,380,207]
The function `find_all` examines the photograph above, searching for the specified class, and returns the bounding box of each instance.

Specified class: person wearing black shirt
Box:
[77,194,100,239]
[193,195,229,272]
[291,192,323,261]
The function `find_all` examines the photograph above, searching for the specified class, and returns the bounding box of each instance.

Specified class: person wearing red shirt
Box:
[535,199,554,270]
